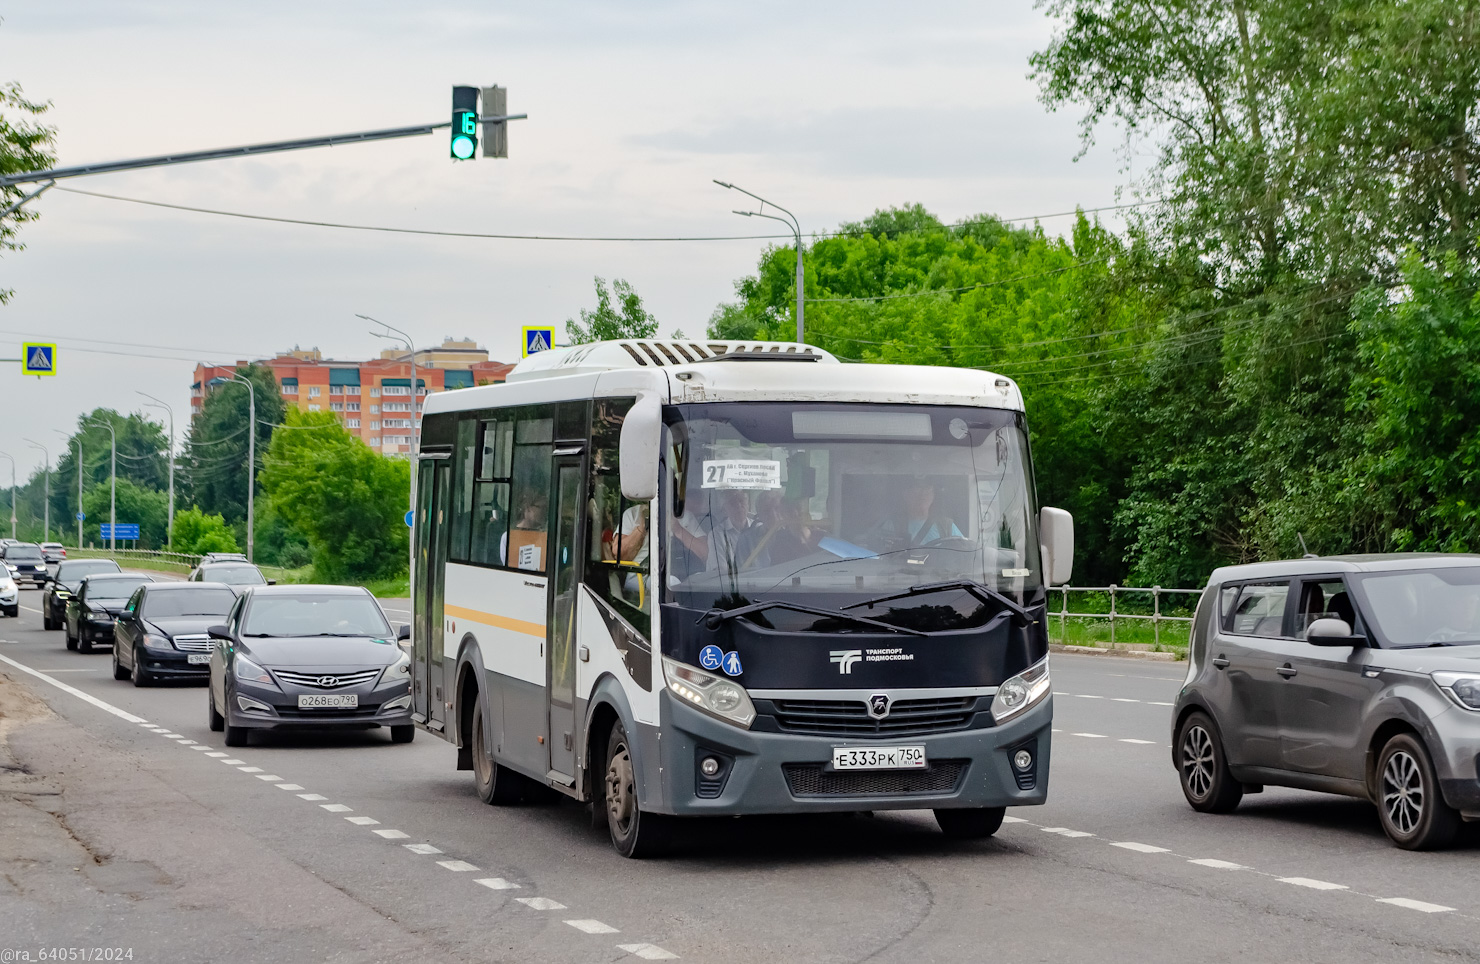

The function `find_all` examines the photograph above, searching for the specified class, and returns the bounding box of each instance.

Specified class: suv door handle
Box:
[1277,664,1298,678]
[1211,655,1230,669]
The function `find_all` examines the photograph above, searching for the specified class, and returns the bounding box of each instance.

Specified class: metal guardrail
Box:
[62,546,296,581]
[1052,584,1201,648]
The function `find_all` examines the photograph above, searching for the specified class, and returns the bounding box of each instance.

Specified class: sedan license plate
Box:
[298,694,358,709]
[187,653,211,665]
[831,745,926,771]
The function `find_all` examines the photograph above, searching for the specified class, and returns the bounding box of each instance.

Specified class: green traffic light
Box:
[451,135,476,159]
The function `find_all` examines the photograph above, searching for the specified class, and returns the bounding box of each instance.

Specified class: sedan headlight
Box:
[87,606,114,623]
[991,658,1052,724]
[1432,672,1480,711]
[234,654,278,687]
[662,656,756,729]
[381,651,411,683]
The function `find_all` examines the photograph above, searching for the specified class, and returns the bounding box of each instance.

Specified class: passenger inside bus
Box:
[670,488,770,578]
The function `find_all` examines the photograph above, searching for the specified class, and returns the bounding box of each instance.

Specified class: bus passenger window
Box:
[586,398,650,636]
[504,411,553,572]
[469,481,510,566]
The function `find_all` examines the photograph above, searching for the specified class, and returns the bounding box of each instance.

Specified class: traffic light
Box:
[481,86,507,158]
[451,86,478,160]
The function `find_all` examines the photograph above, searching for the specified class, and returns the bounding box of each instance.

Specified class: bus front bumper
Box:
[645,691,1051,816]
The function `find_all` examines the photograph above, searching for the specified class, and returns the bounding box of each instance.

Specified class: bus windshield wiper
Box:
[701,600,927,636]
[842,579,1034,627]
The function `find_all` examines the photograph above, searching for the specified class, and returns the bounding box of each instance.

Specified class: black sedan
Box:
[65,573,155,653]
[112,582,238,687]
[1,543,49,586]
[42,558,123,631]
[206,585,412,747]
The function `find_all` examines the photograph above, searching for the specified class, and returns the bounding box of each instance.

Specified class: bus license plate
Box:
[298,694,358,709]
[831,745,926,770]
[187,654,211,665]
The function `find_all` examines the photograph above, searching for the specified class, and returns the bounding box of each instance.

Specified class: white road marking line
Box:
[1119,738,1156,744]
[1279,877,1349,891]
[237,766,264,773]
[1051,728,1063,733]
[276,783,304,790]
[618,943,679,960]
[404,843,442,855]
[0,652,147,723]
[1112,698,1141,703]
[220,758,247,765]
[437,860,480,872]
[516,897,567,911]
[141,723,164,729]
[1001,816,1029,824]
[1112,842,1171,853]
[320,803,353,812]
[157,732,182,738]
[1377,897,1454,913]
[1148,701,1174,706]
[297,793,328,801]
[566,920,620,934]
[190,746,212,751]
[176,739,197,745]
[26,668,96,673]
[374,829,410,839]
[475,877,521,890]
[1074,694,1104,699]
[255,774,283,781]
[1188,858,1246,870]
[345,816,380,826]
[1041,828,1095,838]
[204,752,228,758]
[1072,732,1107,738]
[1053,691,1072,696]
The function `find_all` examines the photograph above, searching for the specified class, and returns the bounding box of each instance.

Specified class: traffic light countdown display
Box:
[451,86,479,160]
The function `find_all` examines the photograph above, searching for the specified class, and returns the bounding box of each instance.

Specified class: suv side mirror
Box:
[1306,617,1368,648]
[1039,507,1074,586]
[207,624,234,641]
[266,579,276,586]
[619,391,661,502]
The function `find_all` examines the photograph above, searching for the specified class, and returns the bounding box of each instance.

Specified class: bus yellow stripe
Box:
[444,604,546,639]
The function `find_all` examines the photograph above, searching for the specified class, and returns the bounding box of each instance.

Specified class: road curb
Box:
[1049,643,1181,661]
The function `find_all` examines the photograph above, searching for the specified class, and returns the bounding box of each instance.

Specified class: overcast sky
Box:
[0,0,1125,483]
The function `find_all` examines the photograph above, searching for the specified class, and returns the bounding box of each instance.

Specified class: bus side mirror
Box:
[620,392,662,502]
[1040,507,1074,586]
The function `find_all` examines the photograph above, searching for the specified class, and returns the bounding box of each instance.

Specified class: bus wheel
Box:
[934,807,1006,839]
[471,696,524,805]
[604,720,672,858]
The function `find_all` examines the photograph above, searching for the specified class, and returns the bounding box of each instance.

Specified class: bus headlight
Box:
[991,659,1051,724]
[662,656,756,729]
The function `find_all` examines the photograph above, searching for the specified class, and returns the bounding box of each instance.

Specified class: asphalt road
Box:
[2,584,1478,964]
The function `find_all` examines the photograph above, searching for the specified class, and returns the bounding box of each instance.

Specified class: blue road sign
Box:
[523,326,554,357]
[99,523,140,540]
[21,342,55,376]
[721,651,743,677]
[76,511,85,522]
[699,645,723,671]
[405,509,415,528]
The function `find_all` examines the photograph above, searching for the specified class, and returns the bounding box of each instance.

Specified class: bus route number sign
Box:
[701,459,780,490]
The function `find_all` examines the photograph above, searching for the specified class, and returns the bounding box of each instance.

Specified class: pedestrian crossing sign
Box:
[21,342,56,376]
[523,327,554,358]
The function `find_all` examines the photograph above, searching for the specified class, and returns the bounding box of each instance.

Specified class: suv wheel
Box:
[1177,711,1243,813]
[1376,733,1460,850]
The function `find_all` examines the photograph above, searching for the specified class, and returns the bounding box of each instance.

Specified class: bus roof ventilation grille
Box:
[506,339,837,381]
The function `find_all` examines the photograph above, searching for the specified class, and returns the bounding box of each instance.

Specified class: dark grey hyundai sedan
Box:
[1173,553,1480,850]
[206,585,413,748]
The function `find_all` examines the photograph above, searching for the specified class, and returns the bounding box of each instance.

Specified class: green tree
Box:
[82,479,168,548]
[0,79,56,304]
[169,506,239,556]
[259,411,409,582]
[182,365,286,525]
[49,410,172,542]
[566,277,659,343]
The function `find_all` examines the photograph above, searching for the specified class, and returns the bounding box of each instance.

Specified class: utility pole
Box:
[24,440,48,542]
[715,181,804,343]
[229,373,257,563]
[55,430,79,546]
[137,393,175,547]
[86,418,117,551]
[0,452,14,538]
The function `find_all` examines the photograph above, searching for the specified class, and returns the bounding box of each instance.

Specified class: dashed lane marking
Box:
[1001,816,1029,824]
[373,829,410,839]
[220,758,247,765]
[1280,877,1349,891]
[297,793,328,801]
[255,774,283,781]
[618,944,679,960]
[1377,897,1455,914]
[1112,842,1170,854]
[320,803,353,813]
[476,878,521,890]
[276,783,304,790]
[176,739,197,745]
[204,752,228,758]
[566,920,620,934]
[237,766,264,773]
[437,860,481,872]
[345,816,379,826]
[517,897,568,911]
[1075,695,1104,700]
[190,745,213,751]
[1189,858,1246,870]
[1072,733,1107,738]
[1112,698,1140,703]
[404,843,442,855]
[1119,738,1156,744]
[1149,701,1174,706]
[1041,828,1096,838]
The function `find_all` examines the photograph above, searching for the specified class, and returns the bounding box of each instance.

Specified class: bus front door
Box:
[414,459,451,731]
[546,457,583,783]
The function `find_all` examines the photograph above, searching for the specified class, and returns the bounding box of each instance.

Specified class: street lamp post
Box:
[358,313,419,504]
[0,452,15,538]
[24,440,48,542]
[85,418,117,551]
[714,180,804,343]
[228,374,257,563]
[137,392,175,547]
[55,430,80,546]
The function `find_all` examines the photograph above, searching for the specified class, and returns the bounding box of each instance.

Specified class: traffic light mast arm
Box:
[0,120,457,188]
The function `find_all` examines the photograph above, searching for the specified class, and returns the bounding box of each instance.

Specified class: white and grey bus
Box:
[411,340,1073,856]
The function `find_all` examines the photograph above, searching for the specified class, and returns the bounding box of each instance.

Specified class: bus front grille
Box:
[767,697,978,738]
[782,760,967,797]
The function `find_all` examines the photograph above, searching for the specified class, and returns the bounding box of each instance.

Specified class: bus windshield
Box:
[661,402,1040,624]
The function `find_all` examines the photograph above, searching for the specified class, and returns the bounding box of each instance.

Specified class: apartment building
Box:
[191,337,514,455]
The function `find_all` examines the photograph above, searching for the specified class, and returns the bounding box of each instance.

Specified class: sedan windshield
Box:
[241,594,391,638]
[205,566,266,585]
[6,547,43,562]
[61,561,121,585]
[85,577,151,603]
[144,589,237,618]
[1351,567,1480,647]
[659,402,1040,627]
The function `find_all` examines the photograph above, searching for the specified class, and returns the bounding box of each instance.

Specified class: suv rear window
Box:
[1225,582,1289,637]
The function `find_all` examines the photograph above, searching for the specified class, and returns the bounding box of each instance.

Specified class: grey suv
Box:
[1174,554,1480,849]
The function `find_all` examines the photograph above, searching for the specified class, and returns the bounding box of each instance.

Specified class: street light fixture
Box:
[358,313,420,505]
[714,180,805,343]
[137,392,175,548]
[227,374,257,563]
[83,417,116,551]
[24,439,48,543]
